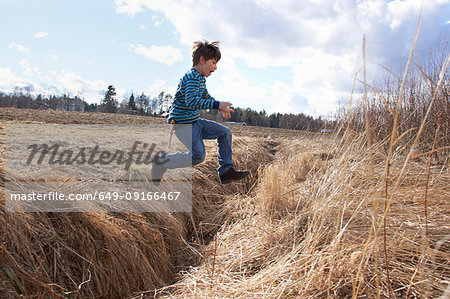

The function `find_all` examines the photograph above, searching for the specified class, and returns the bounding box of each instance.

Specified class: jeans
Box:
[162,119,233,176]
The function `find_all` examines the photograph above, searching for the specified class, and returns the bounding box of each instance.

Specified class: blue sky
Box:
[1,0,449,117]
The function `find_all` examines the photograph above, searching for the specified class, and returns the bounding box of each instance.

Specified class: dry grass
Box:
[156,134,449,298]
[0,108,278,298]
[340,43,450,162]
[1,101,448,298]
[154,31,449,298]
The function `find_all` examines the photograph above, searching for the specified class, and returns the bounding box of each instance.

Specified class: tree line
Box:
[0,85,330,132]
[199,108,328,131]
[101,85,173,115]
[0,85,173,116]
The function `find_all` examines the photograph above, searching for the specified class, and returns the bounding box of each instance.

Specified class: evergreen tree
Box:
[269,112,282,128]
[128,93,137,111]
[102,85,118,113]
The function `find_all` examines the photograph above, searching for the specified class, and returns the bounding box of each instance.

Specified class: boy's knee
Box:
[192,153,206,165]
[221,127,232,138]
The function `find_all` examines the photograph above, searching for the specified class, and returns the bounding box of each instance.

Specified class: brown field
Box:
[0,107,448,298]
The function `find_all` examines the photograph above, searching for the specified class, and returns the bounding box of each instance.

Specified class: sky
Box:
[0,0,449,117]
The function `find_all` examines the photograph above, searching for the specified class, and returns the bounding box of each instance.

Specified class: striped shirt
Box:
[168,68,219,124]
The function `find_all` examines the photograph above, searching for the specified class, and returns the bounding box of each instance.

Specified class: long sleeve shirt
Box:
[168,68,220,124]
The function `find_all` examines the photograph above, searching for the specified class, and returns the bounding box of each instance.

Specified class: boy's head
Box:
[192,40,221,66]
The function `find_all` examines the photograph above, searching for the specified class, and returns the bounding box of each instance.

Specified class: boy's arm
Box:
[185,80,219,110]
[184,77,234,119]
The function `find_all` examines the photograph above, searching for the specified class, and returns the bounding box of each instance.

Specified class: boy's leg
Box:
[151,121,204,184]
[198,119,233,176]
[154,119,248,184]
[160,121,206,169]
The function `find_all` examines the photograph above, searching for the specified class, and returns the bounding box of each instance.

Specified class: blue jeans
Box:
[162,119,233,176]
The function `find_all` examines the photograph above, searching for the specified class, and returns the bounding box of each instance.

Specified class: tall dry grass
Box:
[156,128,448,298]
[150,32,450,298]
[340,41,450,163]
[0,117,276,298]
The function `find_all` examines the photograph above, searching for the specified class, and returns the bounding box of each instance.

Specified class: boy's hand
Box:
[219,101,235,120]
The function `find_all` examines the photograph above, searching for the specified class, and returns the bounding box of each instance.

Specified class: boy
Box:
[152,40,249,184]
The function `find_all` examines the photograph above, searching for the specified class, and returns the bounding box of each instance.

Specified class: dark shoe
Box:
[151,161,167,186]
[220,167,250,184]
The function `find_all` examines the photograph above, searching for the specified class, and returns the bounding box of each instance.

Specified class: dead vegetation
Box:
[0,108,285,298]
[1,53,449,299]
[152,32,450,298]
[156,134,448,298]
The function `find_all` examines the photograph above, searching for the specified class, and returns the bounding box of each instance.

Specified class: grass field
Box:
[0,107,448,298]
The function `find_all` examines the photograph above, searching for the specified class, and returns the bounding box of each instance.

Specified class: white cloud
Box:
[20,59,35,77]
[116,0,449,116]
[34,32,48,38]
[0,65,117,103]
[131,44,182,66]
[8,42,30,53]
[50,70,112,102]
[44,54,59,61]
[147,79,165,93]
[138,24,146,30]
[214,54,268,101]
[0,68,38,93]
[211,55,308,114]
[114,0,144,15]
[151,15,162,27]
[268,81,297,115]
[147,79,175,96]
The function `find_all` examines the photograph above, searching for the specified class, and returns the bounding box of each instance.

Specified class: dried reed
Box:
[0,114,276,298]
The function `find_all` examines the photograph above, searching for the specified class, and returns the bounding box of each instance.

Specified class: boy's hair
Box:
[192,40,221,66]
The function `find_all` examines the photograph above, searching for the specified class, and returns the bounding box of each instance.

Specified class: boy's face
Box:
[196,56,218,77]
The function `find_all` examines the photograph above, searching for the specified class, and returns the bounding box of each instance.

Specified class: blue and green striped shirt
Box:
[168,68,220,124]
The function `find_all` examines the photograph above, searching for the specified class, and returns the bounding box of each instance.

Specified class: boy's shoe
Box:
[220,167,250,184]
[151,161,167,186]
